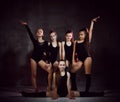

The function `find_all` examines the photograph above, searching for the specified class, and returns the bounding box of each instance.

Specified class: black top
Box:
[75,42,89,62]
[64,42,73,63]
[48,42,59,64]
[25,25,49,62]
[57,71,68,97]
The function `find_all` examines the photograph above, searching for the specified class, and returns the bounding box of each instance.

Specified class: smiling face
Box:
[78,31,86,41]
[50,32,57,42]
[65,32,73,42]
[58,60,66,72]
[36,28,44,37]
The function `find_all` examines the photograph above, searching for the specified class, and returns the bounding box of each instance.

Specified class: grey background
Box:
[0,0,120,91]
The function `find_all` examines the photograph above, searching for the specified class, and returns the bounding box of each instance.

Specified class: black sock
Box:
[85,74,91,93]
[70,72,77,90]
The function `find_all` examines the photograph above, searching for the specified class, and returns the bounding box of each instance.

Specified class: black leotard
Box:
[25,25,48,62]
[57,71,68,97]
[48,42,59,64]
[64,42,73,63]
[75,42,89,62]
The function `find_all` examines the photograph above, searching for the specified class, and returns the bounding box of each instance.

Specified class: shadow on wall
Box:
[0,48,49,88]
[0,49,32,87]
[0,49,19,86]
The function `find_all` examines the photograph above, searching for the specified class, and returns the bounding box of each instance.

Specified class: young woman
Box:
[71,16,100,93]
[47,30,61,91]
[52,60,75,99]
[20,21,52,92]
[61,30,78,91]
[61,30,74,66]
[48,30,61,70]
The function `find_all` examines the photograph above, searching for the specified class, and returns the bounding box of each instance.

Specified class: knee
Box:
[48,68,52,74]
[87,57,92,62]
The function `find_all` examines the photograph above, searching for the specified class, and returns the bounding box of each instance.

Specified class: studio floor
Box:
[0,88,119,102]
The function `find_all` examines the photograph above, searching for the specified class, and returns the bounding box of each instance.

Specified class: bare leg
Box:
[38,60,52,91]
[30,58,37,92]
[47,67,53,91]
[84,57,92,74]
[71,61,83,73]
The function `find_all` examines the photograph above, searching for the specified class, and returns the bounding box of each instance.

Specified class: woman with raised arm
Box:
[71,16,100,93]
[20,21,52,92]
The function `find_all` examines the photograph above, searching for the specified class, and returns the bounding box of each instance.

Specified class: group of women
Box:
[20,16,100,99]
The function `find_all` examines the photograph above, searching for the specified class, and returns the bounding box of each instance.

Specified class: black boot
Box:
[85,74,91,93]
[70,72,77,91]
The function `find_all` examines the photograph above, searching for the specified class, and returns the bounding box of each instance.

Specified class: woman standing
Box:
[61,30,78,91]
[20,21,52,92]
[71,16,100,93]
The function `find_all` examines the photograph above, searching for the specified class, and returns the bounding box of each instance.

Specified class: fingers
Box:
[19,20,27,25]
[92,16,100,22]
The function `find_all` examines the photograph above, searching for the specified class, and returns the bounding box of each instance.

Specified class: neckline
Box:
[60,71,66,76]
[51,42,58,48]
[76,40,84,44]
[66,41,72,46]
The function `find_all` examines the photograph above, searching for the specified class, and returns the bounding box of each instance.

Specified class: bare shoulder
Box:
[48,42,50,46]
[58,41,61,44]
[58,42,61,46]
[61,41,65,45]
[67,72,70,78]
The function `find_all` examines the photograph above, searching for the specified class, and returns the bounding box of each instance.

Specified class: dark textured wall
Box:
[0,0,120,90]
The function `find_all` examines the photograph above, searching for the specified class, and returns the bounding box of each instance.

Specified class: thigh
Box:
[84,57,92,74]
[71,61,83,73]
[30,58,37,76]
[38,60,51,73]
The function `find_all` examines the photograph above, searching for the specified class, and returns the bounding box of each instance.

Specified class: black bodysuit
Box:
[48,42,59,64]
[25,25,48,62]
[64,42,73,63]
[75,42,89,62]
[57,71,68,97]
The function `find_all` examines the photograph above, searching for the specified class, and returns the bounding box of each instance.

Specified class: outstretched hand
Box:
[20,20,28,25]
[92,16,100,22]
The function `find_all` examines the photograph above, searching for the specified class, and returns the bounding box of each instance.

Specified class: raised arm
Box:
[89,16,100,43]
[20,20,36,43]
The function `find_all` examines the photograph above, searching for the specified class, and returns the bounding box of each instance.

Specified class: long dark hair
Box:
[55,60,66,87]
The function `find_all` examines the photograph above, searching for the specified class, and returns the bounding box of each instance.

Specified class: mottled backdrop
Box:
[0,0,120,91]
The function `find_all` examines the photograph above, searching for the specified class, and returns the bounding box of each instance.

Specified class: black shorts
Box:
[78,55,89,62]
[31,53,47,63]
